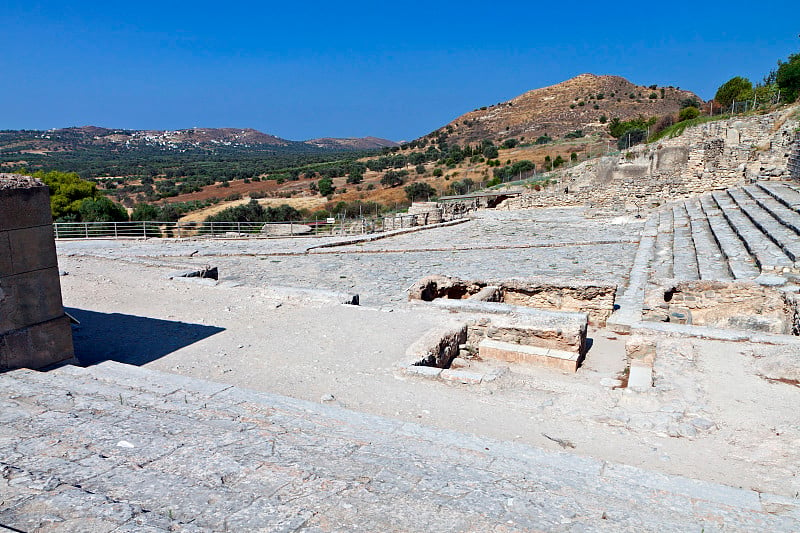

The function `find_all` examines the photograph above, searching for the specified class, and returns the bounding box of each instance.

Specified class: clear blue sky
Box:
[2,1,798,141]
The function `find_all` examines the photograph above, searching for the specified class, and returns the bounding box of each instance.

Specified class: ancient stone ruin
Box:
[0,174,74,370]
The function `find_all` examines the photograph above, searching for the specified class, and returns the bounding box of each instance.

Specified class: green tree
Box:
[317,177,334,197]
[131,203,160,221]
[404,182,437,202]
[33,170,98,220]
[380,170,407,188]
[78,197,128,222]
[776,52,800,103]
[714,76,753,108]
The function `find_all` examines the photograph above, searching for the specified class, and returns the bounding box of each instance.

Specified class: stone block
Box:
[403,365,442,378]
[0,315,74,370]
[0,186,52,231]
[404,323,467,368]
[627,361,653,391]
[478,338,579,372]
[0,267,65,333]
[8,225,58,274]
[0,231,11,277]
[440,369,483,384]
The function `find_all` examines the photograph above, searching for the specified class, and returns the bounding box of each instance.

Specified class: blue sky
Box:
[2,1,798,141]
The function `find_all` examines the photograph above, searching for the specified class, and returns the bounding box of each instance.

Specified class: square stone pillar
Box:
[0,174,74,370]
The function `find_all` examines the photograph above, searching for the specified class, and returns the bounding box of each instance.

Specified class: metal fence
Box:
[53,213,451,240]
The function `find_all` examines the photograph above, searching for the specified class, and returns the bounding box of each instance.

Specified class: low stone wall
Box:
[408,275,616,326]
[402,323,468,368]
[642,280,793,334]
[0,174,74,370]
[463,310,587,356]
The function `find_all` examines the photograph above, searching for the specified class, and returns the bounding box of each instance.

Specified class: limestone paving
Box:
[57,209,642,307]
[1,361,797,532]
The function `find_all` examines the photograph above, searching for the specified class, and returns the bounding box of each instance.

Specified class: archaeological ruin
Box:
[2,107,800,530]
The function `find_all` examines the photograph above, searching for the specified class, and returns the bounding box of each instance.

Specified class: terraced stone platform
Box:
[2,361,797,532]
[652,182,800,282]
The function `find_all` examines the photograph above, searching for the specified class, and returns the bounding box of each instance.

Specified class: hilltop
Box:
[427,74,702,144]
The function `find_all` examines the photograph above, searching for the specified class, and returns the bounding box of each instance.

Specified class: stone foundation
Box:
[0,174,74,370]
[642,279,795,334]
[408,274,616,326]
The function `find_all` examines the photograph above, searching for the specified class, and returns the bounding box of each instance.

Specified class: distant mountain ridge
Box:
[426,74,703,144]
[0,126,397,155]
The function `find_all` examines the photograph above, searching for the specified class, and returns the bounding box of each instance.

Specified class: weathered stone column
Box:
[0,174,74,370]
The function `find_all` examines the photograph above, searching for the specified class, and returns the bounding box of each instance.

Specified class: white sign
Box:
[326,218,336,224]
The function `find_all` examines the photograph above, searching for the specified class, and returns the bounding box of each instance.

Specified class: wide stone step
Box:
[699,196,761,279]
[684,199,733,281]
[671,203,700,280]
[728,188,800,264]
[3,363,797,531]
[747,184,800,235]
[758,181,800,211]
[712,191,793,272]
[652,208,674,280]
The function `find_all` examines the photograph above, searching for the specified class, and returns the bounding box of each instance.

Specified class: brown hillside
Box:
[434,74,702,144]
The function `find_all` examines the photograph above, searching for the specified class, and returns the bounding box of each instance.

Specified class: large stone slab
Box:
[478,338,579,372]
[0,315,74,370]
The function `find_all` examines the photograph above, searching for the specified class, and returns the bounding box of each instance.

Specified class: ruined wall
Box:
[642,280,792,334]
[501,107,800,213]
[408,275,616,326]
[789,131,800,181]
[0,174,74,370]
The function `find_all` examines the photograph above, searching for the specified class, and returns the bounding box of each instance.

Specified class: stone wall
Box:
[789,131,800,181]
[642,280,793,334]
[500,107,800,214]
[0,174,74,370]
[408,275,616,326]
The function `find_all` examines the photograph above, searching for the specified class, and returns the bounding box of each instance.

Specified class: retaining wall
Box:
[789,132,800,181]
[0,174,74,370]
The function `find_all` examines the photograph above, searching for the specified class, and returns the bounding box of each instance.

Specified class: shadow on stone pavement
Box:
[66,308,224,366]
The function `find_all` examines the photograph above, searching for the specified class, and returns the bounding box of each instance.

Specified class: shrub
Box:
[678,106,701,121]
[501,138,519,149]
[564,130,584,139]
[649,92,658,99]
[599,115,608,124]
[535,135,552,145]
[433,168,443,177]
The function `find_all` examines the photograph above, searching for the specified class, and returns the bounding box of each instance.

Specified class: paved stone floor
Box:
[2,362,797,532]
[13,206,794,531]
[57,209,642,306]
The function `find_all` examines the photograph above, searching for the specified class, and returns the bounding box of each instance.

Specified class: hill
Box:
[0,126,397,156]
[428,74,702,144]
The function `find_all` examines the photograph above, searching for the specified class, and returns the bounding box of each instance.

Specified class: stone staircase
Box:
[2,361,798,531]
[651,181,800,282]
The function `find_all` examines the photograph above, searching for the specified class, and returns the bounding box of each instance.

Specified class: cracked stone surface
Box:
[1,362,798,531]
